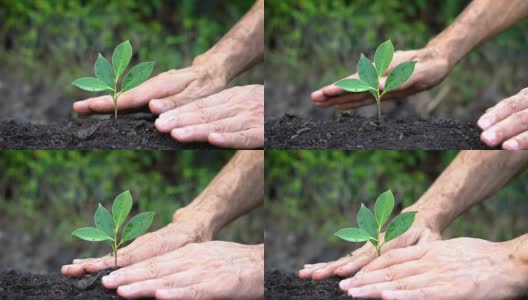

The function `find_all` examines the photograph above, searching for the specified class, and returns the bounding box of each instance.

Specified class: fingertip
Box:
[477,116,493,130]
[156,289,174,299]
[311,90,326,102]
[73,101,91,115]
[208,133,225,145]
[171,128,191,142]
[149,99,166,115]
[503,139,520,150]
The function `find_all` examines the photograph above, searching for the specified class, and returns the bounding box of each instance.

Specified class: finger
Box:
[503,130,528,150]
[360,246,426,273]
[61,264,89,277]
[156,284,211,300]
[480,110,528,147]
[150,81,223,114]
[311,258,352,280]
[382,287,447,300]
[316,93,373,108]
[116,273,196,299]
[334,253,375,277]
[155,106,236,133]
[303,263,326,269]
[72,258,96,264]
[478,93,528,130]
[298,262,330,279]
[347,274,431,299]
[208,128,263,149]
[335,98,376,110]
[311,74,360,102]
[340,261,424,290]
[170,117,247,143]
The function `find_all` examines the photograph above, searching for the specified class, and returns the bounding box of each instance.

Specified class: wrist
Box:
[192,51,231,86]
[172,204,218,241]
[402,202,445,234]
[502,234,528,294]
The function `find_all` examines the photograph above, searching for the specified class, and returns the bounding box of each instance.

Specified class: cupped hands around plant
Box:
[73,41,155,119]
[71,190,154,268]
[299,191,441,281]
[312,44,451,117]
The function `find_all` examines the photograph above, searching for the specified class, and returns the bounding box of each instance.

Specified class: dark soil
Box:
[0,269,141,300]
[0,115,218,150]
[265,114,490,150]
[265,270,370,300]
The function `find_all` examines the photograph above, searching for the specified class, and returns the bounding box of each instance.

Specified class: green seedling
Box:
[335,40,416,123]
[72,40,155,119]
[334,190,416,256]
[72,190,154,267]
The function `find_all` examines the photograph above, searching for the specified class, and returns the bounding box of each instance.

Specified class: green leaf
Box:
[335,228,376,243]
[383,61,417,94]
[357,53,378,89]
[95,54,116,88]
[121,212,154,244]
[374,190,394,230]
[95,203,115,238]
[357,204,378,239]
[72,227,114,242]
[384,211,417,243]
[112,40,132,78]
[112,190,133,229]
[374,40,394,77]
[121,62,154,92]
[335,78,376,93]
[72,77,113,92]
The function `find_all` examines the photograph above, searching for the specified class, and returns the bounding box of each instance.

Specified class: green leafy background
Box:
[264,151,528,271]
[0,150,263,272]
[265,0,528,121]
[0,0,262,122]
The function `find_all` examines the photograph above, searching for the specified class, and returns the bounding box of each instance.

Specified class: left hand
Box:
[154,85,264,149]
[339,238,528,300]
[478,88,528,149]
[100,241,264,300]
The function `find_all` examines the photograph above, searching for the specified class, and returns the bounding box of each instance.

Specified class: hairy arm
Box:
[405,150,528,232]
[173,150,264,237]
[193,0,264,84]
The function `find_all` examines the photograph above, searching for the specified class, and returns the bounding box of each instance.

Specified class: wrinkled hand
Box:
[311,47,451,110]
[478,88,528,149]
[298,215,441,280]
[99,241,264,299]
[73,63,228,116]
[340,238,528,300]
[154,85,264,148]
[62,215,212,277]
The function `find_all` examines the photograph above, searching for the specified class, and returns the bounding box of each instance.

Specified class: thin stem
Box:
[113,94,117,120]
[376,89,381,123]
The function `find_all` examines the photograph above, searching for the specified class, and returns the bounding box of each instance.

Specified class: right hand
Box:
[73,61,229,116]
[311,46,452,110]
[298,213,441,280]
[61,212,213,277]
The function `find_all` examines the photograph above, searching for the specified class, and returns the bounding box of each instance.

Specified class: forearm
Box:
[405,150,528,232]
[173,150,264,237]
[427,0,528,68]
[193,0,264,83]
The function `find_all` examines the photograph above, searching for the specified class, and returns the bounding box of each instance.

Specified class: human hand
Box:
[298,213,441,280]
[154,85,264,149]
[340,237,528,299]
[311,47,451,110]
[99,241,264,299]
[478,88,528,149]
[61,211,213,277]
[72,61,229,116]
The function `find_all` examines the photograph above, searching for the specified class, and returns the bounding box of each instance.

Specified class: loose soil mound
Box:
[0,116,217,150]
[265,115,489,150]
[0,269,134,299]
[265,270,369,300]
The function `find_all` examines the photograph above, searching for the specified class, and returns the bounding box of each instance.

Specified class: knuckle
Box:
[395,280,407,290]
[511,111,528,128]
[384,267,396,282]
[212,120,226,133]
[520,88,528,96]
[162,278,177,289]
[147,260,161,278]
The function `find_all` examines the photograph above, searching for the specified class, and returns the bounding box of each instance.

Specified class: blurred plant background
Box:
[0,150,263,272]
[264,150,528,271]
[265,0,528,122]
[0,0,262,122]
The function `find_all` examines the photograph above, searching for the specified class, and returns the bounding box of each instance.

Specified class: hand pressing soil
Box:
[0,268,139,300]
[265,114,489,150]
[265,270,371,300]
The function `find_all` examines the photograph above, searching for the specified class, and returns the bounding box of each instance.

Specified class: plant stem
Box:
[113,94,117,120]
[376,90,381,123]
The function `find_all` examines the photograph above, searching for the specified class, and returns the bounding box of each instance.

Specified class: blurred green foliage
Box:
[0,150,263,251]
[265,150,528,252]
[265,0,528,111]
[0,0,254,88]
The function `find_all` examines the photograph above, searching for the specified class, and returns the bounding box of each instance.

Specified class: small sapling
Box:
[72,190,154,267]
[335,40,416,123]
[72,40,155,119]
[334,190,416,256]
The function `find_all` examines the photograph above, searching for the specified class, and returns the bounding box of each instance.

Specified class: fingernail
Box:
[118,285,134,295]
[173,128,190,139]
[209,133,224,143]
[155,118,168,127]
[482,131,497,144]
[348,288,361,296]
[478,117,493,130]
[504,139,520,150]
[102,275,115,285]
[151,99,166,111]
[339,278,351,290]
